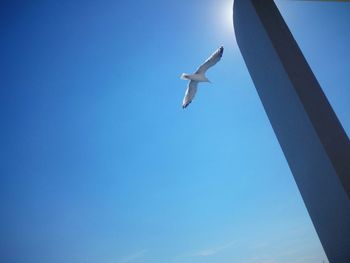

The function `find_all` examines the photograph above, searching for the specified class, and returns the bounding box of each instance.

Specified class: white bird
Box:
[180,46,224,109]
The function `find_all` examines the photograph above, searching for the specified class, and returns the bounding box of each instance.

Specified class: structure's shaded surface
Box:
[233,0,350,262]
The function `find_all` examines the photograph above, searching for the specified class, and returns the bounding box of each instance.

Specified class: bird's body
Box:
[181,46,224,108]
[181,73,209,82]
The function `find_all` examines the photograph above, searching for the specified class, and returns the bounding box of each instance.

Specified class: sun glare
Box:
[212,0,236,44]
[221,0,234,32]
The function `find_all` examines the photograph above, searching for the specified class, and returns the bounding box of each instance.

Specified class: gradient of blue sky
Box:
[1,1,349,263]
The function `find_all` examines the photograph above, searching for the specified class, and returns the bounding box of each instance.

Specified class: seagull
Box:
[180,46,224,109]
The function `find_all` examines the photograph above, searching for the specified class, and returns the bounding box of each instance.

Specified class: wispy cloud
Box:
[118,249,148,263]
[194,241,235,257]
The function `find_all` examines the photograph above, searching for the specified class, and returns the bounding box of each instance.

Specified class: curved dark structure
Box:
[233,0,350,262]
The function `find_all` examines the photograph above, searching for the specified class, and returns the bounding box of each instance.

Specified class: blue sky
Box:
[1,1,349,263]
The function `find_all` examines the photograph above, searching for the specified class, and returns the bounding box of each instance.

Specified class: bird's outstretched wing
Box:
[182,81,198,108]
[195,46,224,74]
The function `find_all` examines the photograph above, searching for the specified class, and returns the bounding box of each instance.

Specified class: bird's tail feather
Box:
[181,73,189,80]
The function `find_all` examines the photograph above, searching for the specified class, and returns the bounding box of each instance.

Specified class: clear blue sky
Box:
[1,1,349,263]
